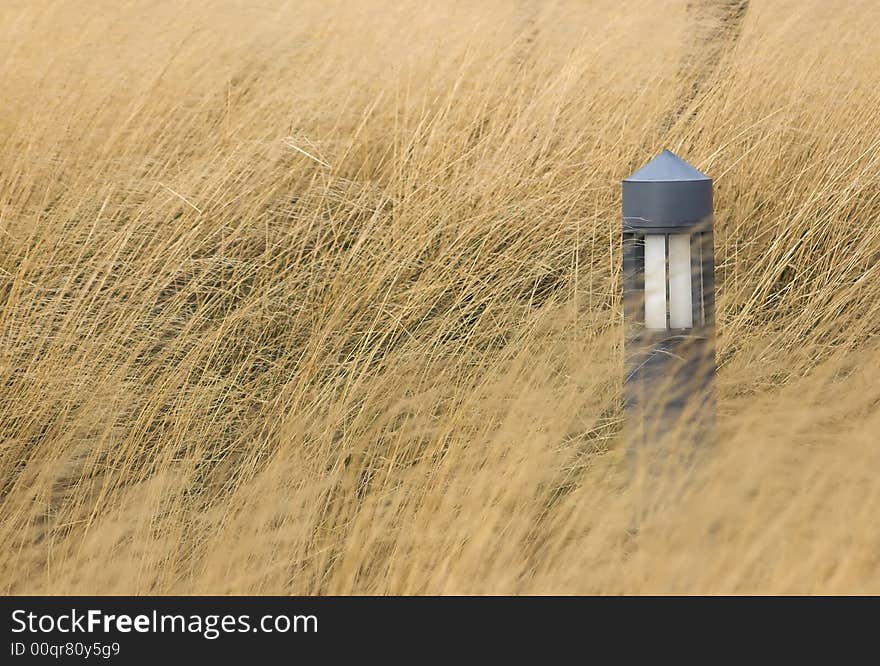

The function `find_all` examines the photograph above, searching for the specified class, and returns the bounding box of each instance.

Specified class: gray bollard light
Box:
[622,150,716,451]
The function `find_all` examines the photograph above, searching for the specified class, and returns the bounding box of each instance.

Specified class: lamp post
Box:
[622,150,716,449]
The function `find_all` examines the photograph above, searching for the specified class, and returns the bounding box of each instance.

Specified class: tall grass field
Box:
[1,0,878,594]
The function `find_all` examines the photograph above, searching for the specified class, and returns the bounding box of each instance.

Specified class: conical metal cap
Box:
[622,151,713,230]
[624,150,710,183]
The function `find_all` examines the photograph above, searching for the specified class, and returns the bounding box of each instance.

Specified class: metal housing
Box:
[622,151,717,447]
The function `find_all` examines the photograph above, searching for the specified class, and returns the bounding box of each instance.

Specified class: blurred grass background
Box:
[0,0,878,593]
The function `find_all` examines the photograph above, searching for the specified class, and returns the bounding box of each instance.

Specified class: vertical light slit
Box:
[644,234,667,330]
[668,234,693,329]
[699,232,705,326]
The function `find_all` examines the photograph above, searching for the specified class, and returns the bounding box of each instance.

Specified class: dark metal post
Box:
[622,150,716,450]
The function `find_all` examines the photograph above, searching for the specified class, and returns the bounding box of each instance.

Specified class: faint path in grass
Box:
[662,0,750,134]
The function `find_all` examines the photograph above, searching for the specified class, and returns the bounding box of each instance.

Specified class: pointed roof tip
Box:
[624,150,710,183]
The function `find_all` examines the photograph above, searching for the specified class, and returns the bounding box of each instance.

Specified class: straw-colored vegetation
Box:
[1,0,878,594]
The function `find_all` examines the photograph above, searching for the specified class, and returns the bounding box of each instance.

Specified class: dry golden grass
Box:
[1,0,878,594]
